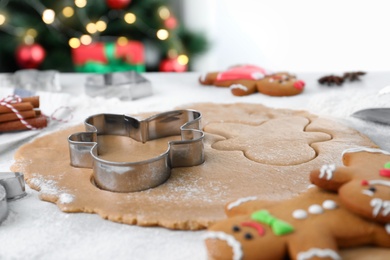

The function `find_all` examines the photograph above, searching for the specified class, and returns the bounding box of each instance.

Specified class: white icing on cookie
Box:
[342,147,390,156]
[362,189,374,197]
[386,223,390,235]
[308,204,324,214]
[370,198,390,217]
[204,231,243,260]
[322,200,337,210]
[227,196,258,210]
[384,201,390,216]
[292,209,307,219]
[230,84,248,92]
[319,164,335,180]
[368,179,390,187]
[297,248,341,260]
[251,72,265,80]
[371,198,383,217]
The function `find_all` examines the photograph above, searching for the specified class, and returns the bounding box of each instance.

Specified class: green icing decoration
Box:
[251,210,295,236]
[384,162,390,169]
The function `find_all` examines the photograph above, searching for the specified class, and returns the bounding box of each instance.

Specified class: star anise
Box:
[343,71,366,82]
[318,75,344,86]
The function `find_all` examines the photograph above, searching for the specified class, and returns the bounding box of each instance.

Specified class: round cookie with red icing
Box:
[204,147,390,260]
[199,65,305,97]
[255,72,305,97]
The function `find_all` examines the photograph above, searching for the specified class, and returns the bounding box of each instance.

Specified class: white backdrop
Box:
[174,0,390,73]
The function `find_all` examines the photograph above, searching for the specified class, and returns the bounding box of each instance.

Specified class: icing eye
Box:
[232,225,241,232]
[362,187,375,197]
[369,187,377,193]
[278,80,283,84]
[244,233,253,240]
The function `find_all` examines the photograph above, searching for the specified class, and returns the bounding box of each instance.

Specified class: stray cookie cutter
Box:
[85,71,153,100]
[0,172,27,223]
[0,172,26,200]
[68,109,205,193]
[0,185,7,223]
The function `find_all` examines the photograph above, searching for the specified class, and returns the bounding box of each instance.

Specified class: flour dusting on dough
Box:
[29,175,60,196]
[59,193,74,204]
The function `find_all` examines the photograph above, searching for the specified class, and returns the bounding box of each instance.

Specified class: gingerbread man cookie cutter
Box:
[0,172,27,223]
[68,109,205,193]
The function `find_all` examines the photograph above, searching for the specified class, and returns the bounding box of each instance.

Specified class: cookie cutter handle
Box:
[170,130,204,168]
[68,132,96,168]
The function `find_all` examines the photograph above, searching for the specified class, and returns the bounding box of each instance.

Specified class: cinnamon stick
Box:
[0,114,47,133]
[0,102,34,114]
[0,110,37,123]
[21,96,39,108]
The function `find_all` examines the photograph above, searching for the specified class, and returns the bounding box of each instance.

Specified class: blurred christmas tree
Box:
[0,0,208,72]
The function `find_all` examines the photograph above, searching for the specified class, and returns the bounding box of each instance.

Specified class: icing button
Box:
[292,209,307,220]
[308,204,324,215]
[322,200,338,210]
[386,223,390,235]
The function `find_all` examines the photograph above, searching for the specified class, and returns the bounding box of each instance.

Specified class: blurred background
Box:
[1,0,390,73]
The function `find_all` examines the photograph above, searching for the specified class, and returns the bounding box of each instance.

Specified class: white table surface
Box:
[1,72,390,259]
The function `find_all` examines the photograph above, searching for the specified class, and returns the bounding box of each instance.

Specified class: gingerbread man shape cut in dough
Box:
[199,65,305,97]
[205,116,331,166]
[204,148,390,260]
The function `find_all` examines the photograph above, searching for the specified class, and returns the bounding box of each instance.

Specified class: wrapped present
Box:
[72,41,145,73]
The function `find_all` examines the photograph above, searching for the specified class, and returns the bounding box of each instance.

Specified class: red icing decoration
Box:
[379,168,390,178]
[216,65,267,82]
[241,221,265,236]
[294,80,305,90]
[361,180,369,186]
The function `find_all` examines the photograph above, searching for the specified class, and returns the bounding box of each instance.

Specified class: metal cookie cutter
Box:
[0,185,7,223]
[68,109,205,193]
[0,172,27,223]
[85,71,153,100]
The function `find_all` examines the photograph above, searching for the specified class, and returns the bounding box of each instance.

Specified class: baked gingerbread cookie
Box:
[204,147,390,260]
[199,65,305,97]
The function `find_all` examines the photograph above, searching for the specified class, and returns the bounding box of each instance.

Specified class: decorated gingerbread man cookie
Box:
[199,65,305,97]
[204,147,390,260]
